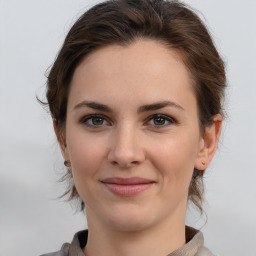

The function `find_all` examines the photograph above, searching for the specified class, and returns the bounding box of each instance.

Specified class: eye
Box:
[147,114,175,128]
[80,114,110,128]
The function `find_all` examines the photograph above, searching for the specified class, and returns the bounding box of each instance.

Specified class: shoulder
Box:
[39,230,88,256]
[185,226,215,256]
[196,246,215,256]
[39,243,70,256]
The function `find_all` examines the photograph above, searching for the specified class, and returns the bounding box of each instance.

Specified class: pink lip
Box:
[101,177,155,196]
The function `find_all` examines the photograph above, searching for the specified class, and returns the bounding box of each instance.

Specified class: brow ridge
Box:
[73,100,184,113]
[138,101,184,113]
[73,101,112,112]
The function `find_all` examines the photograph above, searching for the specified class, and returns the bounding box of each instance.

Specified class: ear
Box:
[194,114,222,170]
[53,120,70,160]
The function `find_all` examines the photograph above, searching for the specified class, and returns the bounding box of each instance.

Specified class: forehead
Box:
[68,39,196,111]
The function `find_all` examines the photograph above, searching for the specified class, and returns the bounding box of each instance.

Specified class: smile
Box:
[101,177,155,196]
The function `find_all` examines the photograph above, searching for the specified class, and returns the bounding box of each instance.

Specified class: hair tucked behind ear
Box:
[41,0,226,212]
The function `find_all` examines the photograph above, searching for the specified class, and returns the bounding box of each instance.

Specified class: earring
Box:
[201,161,206,166]
[64,160,71,167]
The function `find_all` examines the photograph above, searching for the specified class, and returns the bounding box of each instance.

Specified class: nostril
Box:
[107,141,146,168]
[110,159,139,168]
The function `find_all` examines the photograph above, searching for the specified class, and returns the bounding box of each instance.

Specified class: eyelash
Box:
[147,114,176,128]
[79,113,176,129]
[80,114,110,128]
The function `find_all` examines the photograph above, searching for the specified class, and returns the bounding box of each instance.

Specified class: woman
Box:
[41,0,226,255]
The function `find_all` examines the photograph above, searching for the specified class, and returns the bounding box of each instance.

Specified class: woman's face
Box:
[61,40,210,232]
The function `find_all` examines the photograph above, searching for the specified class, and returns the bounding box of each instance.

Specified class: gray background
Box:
[0,0,255,255]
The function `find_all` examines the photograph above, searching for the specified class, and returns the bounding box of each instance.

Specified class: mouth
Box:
[100,177,155,196]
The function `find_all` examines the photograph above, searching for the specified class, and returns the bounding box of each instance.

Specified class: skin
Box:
[56,39,222,256]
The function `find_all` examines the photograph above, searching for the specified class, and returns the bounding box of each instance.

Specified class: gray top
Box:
[40,226,214,256]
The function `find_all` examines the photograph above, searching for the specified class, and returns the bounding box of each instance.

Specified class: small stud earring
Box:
[64,160,71,167]
[201,161,206,166]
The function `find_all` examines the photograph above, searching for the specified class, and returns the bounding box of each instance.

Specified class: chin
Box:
[102,204,156,232]
[108,216,152,232]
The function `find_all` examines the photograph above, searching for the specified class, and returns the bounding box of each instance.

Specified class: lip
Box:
[101,177,155,196]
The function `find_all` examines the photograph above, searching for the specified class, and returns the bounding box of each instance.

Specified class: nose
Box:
[107,125,146,168]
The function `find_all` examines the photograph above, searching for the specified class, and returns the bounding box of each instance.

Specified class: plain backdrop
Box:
[0,0,255,255]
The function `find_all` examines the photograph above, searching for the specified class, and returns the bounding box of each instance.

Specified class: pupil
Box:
[154,117,165,125]
[93,117,103,125]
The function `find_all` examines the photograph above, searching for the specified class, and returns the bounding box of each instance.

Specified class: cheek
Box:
[149,133,199,189]
[66,130,108,179]
[65,130,109,204]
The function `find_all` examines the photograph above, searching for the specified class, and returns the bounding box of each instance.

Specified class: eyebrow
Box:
[73,100,184,113]
[73,101,113,112]
[138,101,184,113]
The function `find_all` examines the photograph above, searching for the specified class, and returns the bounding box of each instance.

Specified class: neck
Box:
[83,207,186,256]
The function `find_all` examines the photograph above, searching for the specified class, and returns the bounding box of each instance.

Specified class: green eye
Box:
[148,114,175,128]
[92,117,104,125]
[80,114,109,128]
[153,117,166,125]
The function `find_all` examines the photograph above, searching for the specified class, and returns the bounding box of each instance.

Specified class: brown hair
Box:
[43,0,226,212]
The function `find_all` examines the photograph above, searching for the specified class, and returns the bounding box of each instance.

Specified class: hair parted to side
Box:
[43,0,226,212]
